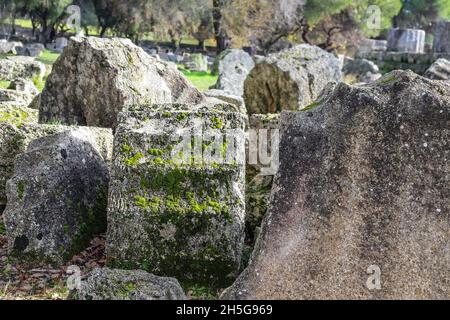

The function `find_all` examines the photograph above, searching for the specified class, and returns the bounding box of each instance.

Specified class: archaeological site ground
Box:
[0,0,448,303]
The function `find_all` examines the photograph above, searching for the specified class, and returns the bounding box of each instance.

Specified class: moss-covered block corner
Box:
[106,103,246,288]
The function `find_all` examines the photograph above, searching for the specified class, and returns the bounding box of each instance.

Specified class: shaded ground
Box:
[0,213,106,300]
[0,215,223,300]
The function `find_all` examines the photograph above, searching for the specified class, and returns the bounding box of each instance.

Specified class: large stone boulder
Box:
[0,40,23,55]
[222,70,449,300]
[204,89,247,115]
[7,78,39,97]
[3,128,113,264]
[342,57,381,84]
[387,28,425,53]
[212,49,255,97]
[69,268,186,300]
[424,58,450,80]
[184,53,208,72]
[38,37,204,129]
[106,103,246,288]
[0,88,35,108]
[16,43,46,57]
[0,56,46,81]
[243,44,342,115]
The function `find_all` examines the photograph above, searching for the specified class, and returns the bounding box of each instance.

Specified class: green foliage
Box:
[394,0,450,30]
[36,50,60,66]
[304,0,354,26]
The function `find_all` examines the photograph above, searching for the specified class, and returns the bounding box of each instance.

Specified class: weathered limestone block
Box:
[424,58,450,80]
[212,49,255,97]
[69,268,186,300]
[358,39,387,54]
[222,70,449,300]
[244,44,342,115]
[343,57,381,84]
[184,53,208,72]
[3,128,113,264]
[8,78,39,99]
[0,89,37,109]
[204,89,247,115]
[106,103,246,287]
[432,22,450,53]
[0,56,46,81]
[0,40,23,55]
[38,37,204,129]
[387,28,425,53]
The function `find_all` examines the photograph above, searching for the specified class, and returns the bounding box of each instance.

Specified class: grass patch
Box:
[0,80,10,89]
[178,65,218,92]
[36,50,60,66]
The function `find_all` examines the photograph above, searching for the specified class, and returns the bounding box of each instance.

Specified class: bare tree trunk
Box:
[212,0,229,53]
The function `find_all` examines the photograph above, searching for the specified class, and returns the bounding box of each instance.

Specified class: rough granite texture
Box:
[106,103,246,288]
[424,58,450,80]
[3,128,113,264]
[8,78,39,100]
[0,56,46,81]
[222,70,449,300]
[69,268,186,300]
[38,37,204,129]
[212,49,255,97]
[342,57,381,84]
[0,88,36,108]
[204,89,247,115]
[243,44,342,115]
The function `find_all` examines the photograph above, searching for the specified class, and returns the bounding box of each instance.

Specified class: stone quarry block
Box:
[432,22,450,53]
[0,88,36,108]
[3,128,113,264]
[106,103,246,288]
[222,70,449,300]
[69,268,186,300]
[204,89,247,115]
[212,49,255,97]
[184,54,208,72]
[358,39,387,54]
[342,57,381,84]
[424,58,450,80]
[243,44,342,115]
[0,56,46,81]
[387,28,425,53]
[16,43,46,57]
[0,40,23,55]
[7,78,39,98]
[38,37,204,129]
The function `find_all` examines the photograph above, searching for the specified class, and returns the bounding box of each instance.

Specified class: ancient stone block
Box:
[69,268,186,300]
[222,70,449,300]
[243,44,342,115]
[106,103,246,287]
[387,28,425,53]
[424,58,450,80]
[0,56,46,81]
[212,49,255,97]
[38,37,204,129]
[3,128,112,265]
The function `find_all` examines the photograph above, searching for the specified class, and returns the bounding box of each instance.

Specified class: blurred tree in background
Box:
[0,0,449,52]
